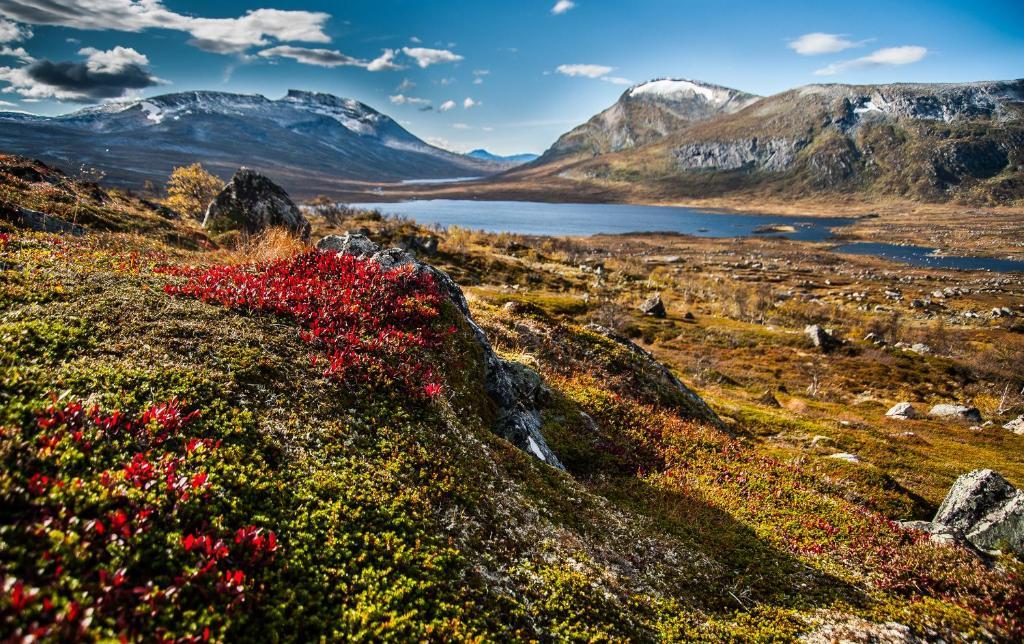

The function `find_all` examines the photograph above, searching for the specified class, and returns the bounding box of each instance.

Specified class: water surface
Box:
[353,199,854,242]
[832,242,1024,273]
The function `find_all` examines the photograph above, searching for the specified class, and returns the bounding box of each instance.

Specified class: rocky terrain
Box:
[0,90,501,197]
[1,153,1023,640]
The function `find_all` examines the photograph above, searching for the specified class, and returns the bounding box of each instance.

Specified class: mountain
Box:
[536,79,761,163]
[466,149,539,165]
[528,79,1024,204]
[0,90,500,197]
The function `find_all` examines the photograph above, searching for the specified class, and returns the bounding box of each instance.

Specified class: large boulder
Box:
[932,469,1024,555]
[805,324,841,352]
[885,402,918,420]
[928,404,982,423]
[1004,415,1024,435]
[317,232,564,469]
[639,293,667,318]
[203,168,311,240]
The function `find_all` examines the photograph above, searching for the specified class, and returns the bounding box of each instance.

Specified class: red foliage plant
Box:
[159,250,455,398]
[0,398,276,641]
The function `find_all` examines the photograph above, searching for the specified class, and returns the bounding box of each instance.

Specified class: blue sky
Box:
[0,1,1021,155]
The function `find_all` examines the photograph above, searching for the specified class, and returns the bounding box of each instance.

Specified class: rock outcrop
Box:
[316,232,564,469]
[639,293,667,318]
[1004,415,1024,434]
[805,324,841,352]
[203,168,311,240]
[886,402,918,420]
[907,469,1024,556]
[928,404,982,423]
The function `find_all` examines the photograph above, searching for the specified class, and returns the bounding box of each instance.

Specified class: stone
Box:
[757,390,781,408]
[1004,415,1024,435]
[829,452,860,463]
[928,404,982,423]
[639,293,666,318]
[203,168,310,240]
[886,402,918,420]
[805,324,841,352]
[910,343,932,354]
[933,469,1024,555]
[316,234,564,469]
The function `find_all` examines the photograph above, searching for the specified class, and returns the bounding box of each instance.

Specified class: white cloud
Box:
[79,45,147,73]
[473,77,482,85]
[366,48,403,71]
[424,136,454,150]
[551,1,576,15]
[0,1,331,54]
[409,36,422,44]
[438,77,455,86]
[473,69,490,76]
[814,45,928,75]
[452,122,470,129]
[258,45,365,68]
[0,45,33,63]
[439,99,456,112]
[601,76,632,85]
[463,97,477,109]
[556,63,613,78]
[396,78,415,91]
[0,17,30,43]
[401,46,463,68]
[389,93,430,106]
[788,32,865,55]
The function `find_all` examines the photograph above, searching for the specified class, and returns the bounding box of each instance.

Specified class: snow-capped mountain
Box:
[537,79,760,162]
[0,90,499,196]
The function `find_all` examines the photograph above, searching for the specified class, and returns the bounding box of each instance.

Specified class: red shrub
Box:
[160,250,455,397]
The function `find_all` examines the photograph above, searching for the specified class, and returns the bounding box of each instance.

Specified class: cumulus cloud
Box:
[601,76,632,85]
[788,32,866,55]
[366,48,403,71]
[463,97,477,109]
[0,1,331,54]
[556,63,613,78]
[438,99,456,112]
[401,46,463,68]
[258,45,366,68]
[0,45,33,63]
[0,45,162,101]
[389,93,430,107]
[814,45,927,75]
[396,78,415,91]
[551,1,576,15]
[0,16,31,42]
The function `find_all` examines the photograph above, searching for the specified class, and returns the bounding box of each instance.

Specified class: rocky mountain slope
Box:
[0,90,500,197]
[528,79,1024,204]
[467,149,539,165]
[537,79,761,162]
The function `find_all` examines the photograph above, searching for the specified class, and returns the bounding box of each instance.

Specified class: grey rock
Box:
[203,168,310,240]
[317,233,564,469]
[935,469,1016,533]
[673,137,808,173]
[639,293,667,318]
[0,204,85,235]
[899,520,977,550]
[928,404,982,423]
[805,324,841,352]
[758,390,781,408]
[886,402,918,420]
[967,491,1024,554]
[1004,415,1024,435]
[829,452,861,464]
[909,343,932,354]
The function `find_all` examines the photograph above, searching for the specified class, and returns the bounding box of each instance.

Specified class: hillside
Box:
[0,90,500,197]
[2,154,1024,640]
[537,79,761,162]
[519,79,1024,205]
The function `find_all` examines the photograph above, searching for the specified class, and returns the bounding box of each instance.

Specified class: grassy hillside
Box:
[2,157,1023,641]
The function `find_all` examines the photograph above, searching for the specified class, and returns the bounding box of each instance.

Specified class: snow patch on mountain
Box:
[629,79,759,110]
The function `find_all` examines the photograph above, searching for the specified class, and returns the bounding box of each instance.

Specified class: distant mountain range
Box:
[0,90,502,197]
[520,78,1024,204]
[467,149,539,165]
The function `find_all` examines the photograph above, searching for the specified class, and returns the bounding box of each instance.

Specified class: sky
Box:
[0,1,1021,156]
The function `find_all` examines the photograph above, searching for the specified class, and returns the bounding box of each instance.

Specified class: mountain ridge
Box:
[0,89,502,197]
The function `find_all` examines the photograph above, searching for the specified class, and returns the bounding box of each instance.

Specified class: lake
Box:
[350,199,1024,274]
[352,199,855,242]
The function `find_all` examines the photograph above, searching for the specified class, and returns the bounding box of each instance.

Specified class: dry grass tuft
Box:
[235,228,309,263]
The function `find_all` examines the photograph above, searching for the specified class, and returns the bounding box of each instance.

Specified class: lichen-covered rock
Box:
[1004,415,1024,435]
[203,168,310,240]
[639,293,666,318]
[935,469,1017,532]
[318,233,564,469]
[885,402,918,420]
[928,404,982,423]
